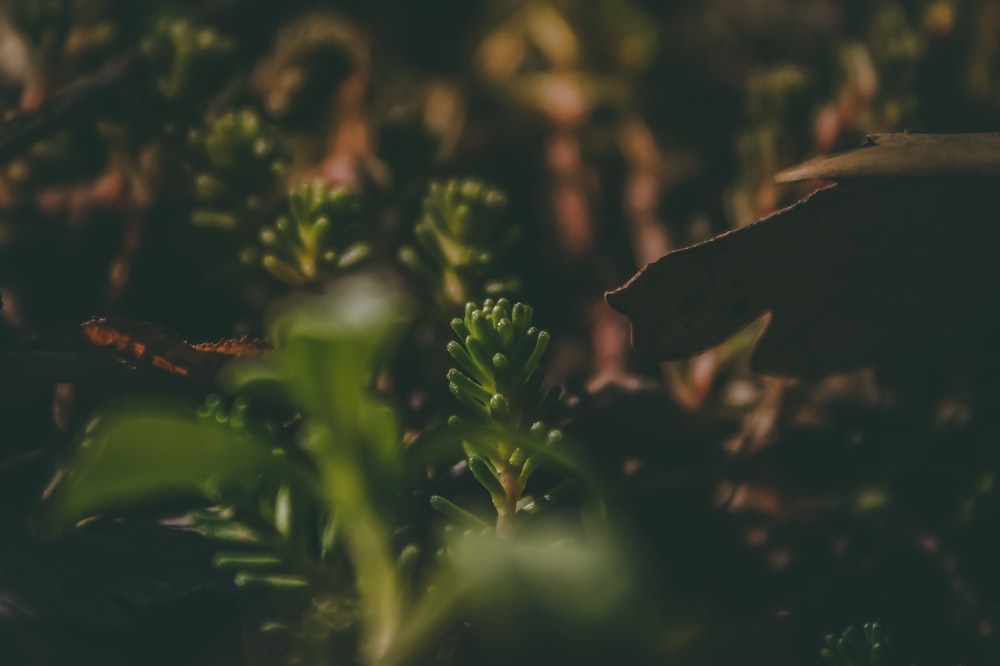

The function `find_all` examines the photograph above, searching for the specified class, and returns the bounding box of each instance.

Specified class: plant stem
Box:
[495,457,525,536]
[311,426,404,663]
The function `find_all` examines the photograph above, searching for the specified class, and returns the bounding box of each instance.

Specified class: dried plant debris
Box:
[607,133,1000,378]
[0,318,264,391]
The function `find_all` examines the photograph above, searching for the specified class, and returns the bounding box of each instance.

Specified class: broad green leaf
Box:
[35,400,306,537]
[260,274,412,480]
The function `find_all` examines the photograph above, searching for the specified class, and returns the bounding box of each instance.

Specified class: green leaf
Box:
[445,530,631,619]
[213,551,284,569]
[266,274,411,427]
[220,357,290,404]
[273,484,293,537]
[234,572,310,589]
[429,495,490,530]
[447,368,494,406]
[34,400,307,538]
[468,456,505,506]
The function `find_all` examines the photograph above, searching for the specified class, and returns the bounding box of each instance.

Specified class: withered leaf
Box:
[775,132,1000,181]
[606,133,1000,378]
[0,317,265,392]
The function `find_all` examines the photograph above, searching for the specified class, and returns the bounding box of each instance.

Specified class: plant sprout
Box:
[258,180,370,287]
[399,179,520,308]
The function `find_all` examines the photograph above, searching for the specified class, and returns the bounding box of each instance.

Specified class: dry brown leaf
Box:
[607,133,1000,377]
[775,132,1000,181]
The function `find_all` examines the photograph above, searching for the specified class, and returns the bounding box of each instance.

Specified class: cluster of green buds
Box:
[194,393,275,441]
[140,18,236,107]
[255,180,370,287]
[191,394,328,592]
[821,623,890,666]
[188,109,287,229]
[439,298,562,534]
[399,179,520,308]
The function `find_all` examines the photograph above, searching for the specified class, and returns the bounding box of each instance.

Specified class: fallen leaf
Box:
[606,133,1000,377]
[0,317,266,392]
[774,132,1000,181]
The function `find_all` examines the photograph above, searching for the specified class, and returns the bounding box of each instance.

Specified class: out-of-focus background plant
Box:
[0,1,998,665]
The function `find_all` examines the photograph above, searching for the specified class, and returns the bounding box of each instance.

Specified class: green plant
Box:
[140,17,237,108]
[437,298,564,534]
[257,180,371,286]
[5,3,1000,665]
[399,179,520,308]
[35,275,409,661]
[34,271,626,665]
[187,108,288,229]
[822,623,891,666]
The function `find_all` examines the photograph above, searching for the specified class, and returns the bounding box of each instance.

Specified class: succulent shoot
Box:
[140,18,236,105]
[188,108,287,229]
[821,623,890,666]
[258,181,370,287]
[190,395,318,591]
[399,179,520,308]
[442,298,562,534]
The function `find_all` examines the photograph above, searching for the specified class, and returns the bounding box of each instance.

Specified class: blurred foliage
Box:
[821,623,891,666]
[399,179,519,309]
[188,108,287,230]
[257,180,369,286]
[36,274,635,665]
[0,0,997,665]
[140,17,236,110]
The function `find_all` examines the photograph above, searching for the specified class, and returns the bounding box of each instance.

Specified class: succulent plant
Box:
[188,108,287,229]
[140,18,236,106]
[821,623,891,666]
[257,180,370,287]
[439,298,563,534]
[399,179,520,308]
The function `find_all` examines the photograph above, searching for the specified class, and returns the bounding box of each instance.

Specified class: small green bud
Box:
[273,484,293,536]
[489,393,511,420]
[450,317,470,339]
[496,317,513,348]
